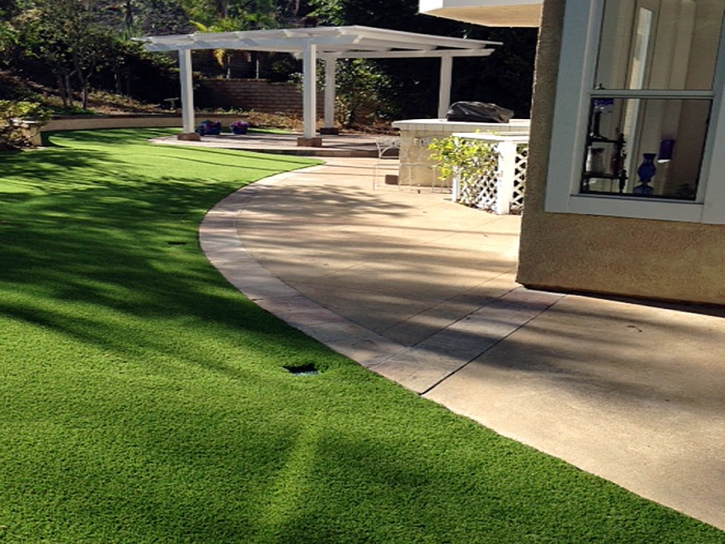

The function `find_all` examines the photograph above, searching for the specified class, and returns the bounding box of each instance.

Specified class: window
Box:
[545,0,725,223]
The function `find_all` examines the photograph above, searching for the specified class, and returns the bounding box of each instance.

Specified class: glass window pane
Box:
[580,98,710,200]
[595,0,725,91]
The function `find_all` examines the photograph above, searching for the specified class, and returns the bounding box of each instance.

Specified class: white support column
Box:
[323,58,336,130]
[178,49,196,136]
[496,140,517,215]
[438,55,453,119]
[451,169,461,203]
[301,41,318,141]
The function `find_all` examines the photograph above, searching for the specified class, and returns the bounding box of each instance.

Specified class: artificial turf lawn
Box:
[0,129,723,543]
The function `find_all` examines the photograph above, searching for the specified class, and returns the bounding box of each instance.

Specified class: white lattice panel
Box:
[452,140,529,215]
[459,165,498,210]
[511,144,528,213]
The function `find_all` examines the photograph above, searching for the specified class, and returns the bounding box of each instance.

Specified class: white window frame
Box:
[545,0,725,224]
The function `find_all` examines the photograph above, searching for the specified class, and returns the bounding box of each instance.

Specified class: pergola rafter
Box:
[136,25,501,141]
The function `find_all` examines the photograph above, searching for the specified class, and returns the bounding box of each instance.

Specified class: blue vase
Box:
[637,153,657,181]
[634,153,656,196]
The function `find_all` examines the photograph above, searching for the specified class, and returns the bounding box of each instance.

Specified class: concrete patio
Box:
[199,155,725,532]
[150,131,384,157]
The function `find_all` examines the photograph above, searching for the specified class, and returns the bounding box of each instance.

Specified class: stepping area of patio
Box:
[199,153,725,532]
[150,131,383,157]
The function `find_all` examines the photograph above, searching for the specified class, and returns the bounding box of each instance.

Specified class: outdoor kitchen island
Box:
[392,118,530,187]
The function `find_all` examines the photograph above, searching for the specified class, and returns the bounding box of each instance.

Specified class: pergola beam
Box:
[318,49,494,60]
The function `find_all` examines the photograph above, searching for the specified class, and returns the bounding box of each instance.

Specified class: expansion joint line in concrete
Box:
[368,287,564,395]
[417,294,563,396]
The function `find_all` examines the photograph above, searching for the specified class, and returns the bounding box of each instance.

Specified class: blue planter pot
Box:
[195,120,222,136]
[634,153,657,196]
[637,153,657,181]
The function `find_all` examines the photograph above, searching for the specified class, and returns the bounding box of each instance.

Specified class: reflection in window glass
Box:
[581,98,710,200]
[595,0,724,91]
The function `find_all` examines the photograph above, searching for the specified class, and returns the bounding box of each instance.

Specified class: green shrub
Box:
[0,99,50,151]
[428,135,499,183]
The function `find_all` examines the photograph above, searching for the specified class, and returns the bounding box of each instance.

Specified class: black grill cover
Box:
[446,101,514,123]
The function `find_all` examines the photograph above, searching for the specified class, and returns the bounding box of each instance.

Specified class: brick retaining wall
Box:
[199,79,323,115]
[43,115,182,132]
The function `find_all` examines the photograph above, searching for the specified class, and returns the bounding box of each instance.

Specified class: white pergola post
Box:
[178,49,196,136]
[438,54,453,119]
[301,40,318,141]
[323,58,337,131]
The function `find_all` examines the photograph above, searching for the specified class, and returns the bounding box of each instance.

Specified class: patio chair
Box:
[372,136,400,188]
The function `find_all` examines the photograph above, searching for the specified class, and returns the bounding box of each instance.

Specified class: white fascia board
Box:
[419,0,542,27]
[421,0,539,7]
[319,49,495,60]
[346,25,499,49]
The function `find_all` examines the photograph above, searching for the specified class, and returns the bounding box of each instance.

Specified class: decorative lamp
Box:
[658,139,675,163]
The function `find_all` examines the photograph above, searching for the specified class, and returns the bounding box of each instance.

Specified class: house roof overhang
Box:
[136,25,500,59]
[419,0,542,28]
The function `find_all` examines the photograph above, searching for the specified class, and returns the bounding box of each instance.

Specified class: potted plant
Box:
[230,120,250,135]
[195,120,222,136]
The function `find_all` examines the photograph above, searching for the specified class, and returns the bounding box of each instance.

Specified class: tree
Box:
[333,59,391,126]
[453,26,538,118]
[22,0,112,109]
[0,0,21,67]
[308,0,537,119]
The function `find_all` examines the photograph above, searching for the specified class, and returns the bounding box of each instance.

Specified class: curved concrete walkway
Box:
[200,157,725,532]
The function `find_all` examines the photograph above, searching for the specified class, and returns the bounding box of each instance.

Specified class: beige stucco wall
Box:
[516,0,725,305]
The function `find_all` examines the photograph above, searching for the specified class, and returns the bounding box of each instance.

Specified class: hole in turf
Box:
[166,241,188,246]
[284,363,320,377]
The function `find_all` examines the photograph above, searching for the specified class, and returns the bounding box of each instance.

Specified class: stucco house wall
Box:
[516,0,725,305]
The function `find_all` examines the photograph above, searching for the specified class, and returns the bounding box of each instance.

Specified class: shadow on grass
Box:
[0,129,413,370]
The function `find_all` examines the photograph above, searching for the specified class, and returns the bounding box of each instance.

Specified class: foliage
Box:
[453,26,539,118]
[5,1,179,107]
[0,71,37,100]
[309,0,537,119]
[308,0,448,118]
[0,98,49,150]
[14,0,114,109]
[96,0,193,37]
[0,19,17,65]
[92,37,176,101]
[428,134,499,185]
[332,59,391,127]
[180,0,306,28]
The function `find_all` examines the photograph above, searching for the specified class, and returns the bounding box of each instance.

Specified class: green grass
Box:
[0,129,722,543]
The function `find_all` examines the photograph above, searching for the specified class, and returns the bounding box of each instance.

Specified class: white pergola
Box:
[136,25,500,141]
